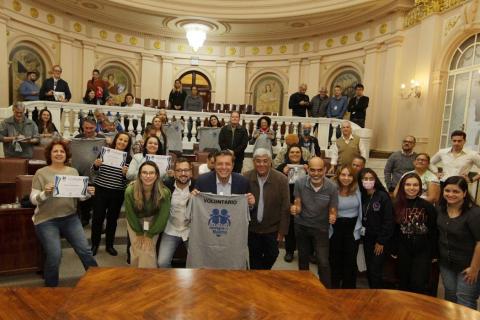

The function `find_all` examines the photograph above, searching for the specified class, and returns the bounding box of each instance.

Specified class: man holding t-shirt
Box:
[290,157,338,288]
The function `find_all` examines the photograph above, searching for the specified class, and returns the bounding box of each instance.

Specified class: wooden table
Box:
[54,267,346,319]
[0,288,71,320]
[329,289,480,320]
[0,208,42,274]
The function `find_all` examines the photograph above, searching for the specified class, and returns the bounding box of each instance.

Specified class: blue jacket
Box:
[19,80,40,101]
[195,171,250,195]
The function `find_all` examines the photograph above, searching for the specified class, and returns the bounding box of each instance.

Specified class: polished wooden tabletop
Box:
[1,268,479,319]
[55,267,347,319]
[0,287,71,320]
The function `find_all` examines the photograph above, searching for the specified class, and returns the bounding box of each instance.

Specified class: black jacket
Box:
[362,190,394,246]
[218,124,249,159]
[347,95,369,120]
[289,92,310,117]
[39,78,72,101]
[195,171,250,194]
[163,176,196,193]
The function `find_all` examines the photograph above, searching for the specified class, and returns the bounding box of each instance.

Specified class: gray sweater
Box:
[384,151,417,190]
[184,95,204,112]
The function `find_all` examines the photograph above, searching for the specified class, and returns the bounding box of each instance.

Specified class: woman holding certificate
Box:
[125,161,171,267]
[30,140,97,287]
[91,132,132,256]
[127,135,165,181]
[276,144,308,263]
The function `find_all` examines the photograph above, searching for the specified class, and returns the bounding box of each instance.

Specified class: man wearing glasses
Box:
[39,65,71,102]
[384,136,417,193]
[158,157,195,267]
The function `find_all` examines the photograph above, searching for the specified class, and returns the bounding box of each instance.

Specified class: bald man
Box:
[289,84,310,117]
[329,120,367,173]
[298,122,321,156]
[290,157,338,288]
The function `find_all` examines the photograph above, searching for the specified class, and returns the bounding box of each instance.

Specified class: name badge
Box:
[143,221,150,231]
[333,105,338,111]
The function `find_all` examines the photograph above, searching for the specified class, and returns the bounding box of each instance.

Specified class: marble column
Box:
[81,41,96,95]
[160,56,174,101]
[140,53,160,100]
[0,12,10,107]
[227,61,247,104]
[215,60,228,103]
[287,58,301,115]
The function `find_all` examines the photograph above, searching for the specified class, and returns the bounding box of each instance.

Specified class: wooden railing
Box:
[19,101,373,156]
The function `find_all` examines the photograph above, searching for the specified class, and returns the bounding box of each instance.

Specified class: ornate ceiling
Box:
[32,0,414,42]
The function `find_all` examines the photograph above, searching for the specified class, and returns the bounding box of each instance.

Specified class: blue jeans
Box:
[35,214,98,287]
[157,233,187,268]
[440,264,480,310]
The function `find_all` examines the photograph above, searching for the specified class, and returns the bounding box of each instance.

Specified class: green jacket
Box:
[124,184,171,238]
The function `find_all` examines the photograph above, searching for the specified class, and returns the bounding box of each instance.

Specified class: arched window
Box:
[178,70,211,106]
[9,45,46,104]
[441,33,480,148]
[330,70,361,99]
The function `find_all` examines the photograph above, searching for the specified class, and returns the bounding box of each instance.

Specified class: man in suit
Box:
[347,84,369,128]
[244,148,290,270]
[193,150,255,204]
[39,65,71,102]
[218,111,249,173]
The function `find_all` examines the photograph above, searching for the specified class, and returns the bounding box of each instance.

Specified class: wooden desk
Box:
[55,267,347,319]
[0,288,71,320]
[0,208,42,274]
[329,289,480,320]
[0,183,16,204]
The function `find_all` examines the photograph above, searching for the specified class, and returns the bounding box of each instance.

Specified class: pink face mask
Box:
[362,180,375,190]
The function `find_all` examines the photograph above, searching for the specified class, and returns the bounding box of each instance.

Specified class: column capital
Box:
[289,58,302,65]
[58,34,75,43]
[364,42,382,54]
[216,60,228,66]
[0,10,11,24]
[82,40,96,50]
[384,35,404,48]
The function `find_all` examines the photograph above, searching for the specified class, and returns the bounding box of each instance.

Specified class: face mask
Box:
[303,129,311,136]
[362,180,375,190]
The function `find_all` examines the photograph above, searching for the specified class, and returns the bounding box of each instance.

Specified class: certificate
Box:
[53,91,65,101]
[101,147,127,168]
[145,154,173,176]
[53,175,89,198]
[287,164,306,184]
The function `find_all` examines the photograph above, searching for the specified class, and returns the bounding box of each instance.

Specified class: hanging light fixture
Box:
[184,23,210,52]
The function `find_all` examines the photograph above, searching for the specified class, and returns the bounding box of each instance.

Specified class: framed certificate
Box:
[287,164,306,184]
[145,154,173,176]
[101,147,127,168]
[53,91,65,101]
[53,175,89,198]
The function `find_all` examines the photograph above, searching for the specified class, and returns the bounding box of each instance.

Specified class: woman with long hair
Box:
[83,88,98,105]
[91,132,132,256]
[393,172,437,294]
[330,164,362,288]
[437,176,480,309]
[151,115,168,153]
[124,161,171,268]
[30,140,97,286]
[276,144,308,263]
[36,108,59,145]
[358,168,394,288]
[127,135,165,181]
[208,115,221,128]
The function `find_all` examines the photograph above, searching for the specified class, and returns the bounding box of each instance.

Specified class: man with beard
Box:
[19,71,40,101]
[157,158,196,267]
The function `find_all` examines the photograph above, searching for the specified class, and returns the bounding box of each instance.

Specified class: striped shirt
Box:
[92,155,131,190]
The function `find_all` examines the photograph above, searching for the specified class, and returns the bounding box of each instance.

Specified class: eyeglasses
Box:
[141,171,156,176]
[416,158,428,162]
[53,69,62,73]
[403,140,415,144]
[175,169,191,173]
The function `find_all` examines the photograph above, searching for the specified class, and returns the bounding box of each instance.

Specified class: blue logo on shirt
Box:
[208,208,231,237]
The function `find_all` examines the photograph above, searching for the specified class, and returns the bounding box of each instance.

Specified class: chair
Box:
[222,104,231,112]
[152,99,159,108]
[15,175,33,201]
[0,158,29,184]
[246,105,254,114]
[32,146,46,161]
[143,98,152,107]
[191,162,201,180]
[159,100,166,108]
[195,151,209,163]
[134,98,142,105]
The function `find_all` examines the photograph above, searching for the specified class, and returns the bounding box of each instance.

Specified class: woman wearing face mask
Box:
[127,135,165,181]
[298,123,321,157]
[393,172,437,294]
[330,164,362,289]
[276,144,308,263]
[250,116,276,153]
[91,132,132,256]
[437,176,480,310]
[358,168,394,288]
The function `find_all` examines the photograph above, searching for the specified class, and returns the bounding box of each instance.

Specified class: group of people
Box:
[1,97,479,310]
[289,83,369,129]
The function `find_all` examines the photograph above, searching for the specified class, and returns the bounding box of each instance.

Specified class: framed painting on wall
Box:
[253,76,283,114]
[330,70,362,99]
[8,45,46,105]
[100,65,132,105]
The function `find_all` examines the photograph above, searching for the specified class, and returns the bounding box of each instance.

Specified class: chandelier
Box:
[184,23,210,52]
